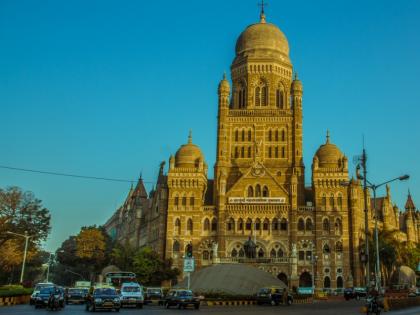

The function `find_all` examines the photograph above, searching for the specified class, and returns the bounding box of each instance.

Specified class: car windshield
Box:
[259,288,270,294]
[122,287,140,293]
[40,287,55,294]
[35,284,52,291]
[178,290,193,297]
[94,288,116,296]
[68,289,83,294]
[148,289,161,294]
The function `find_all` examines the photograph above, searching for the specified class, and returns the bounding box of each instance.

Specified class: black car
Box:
[85,287,121,312]
[66,288,87,304]
[344,287,367,300]
[256,287,293,306]
[34,286,63,309]
[164,289,200,309]
[145,287,164,305]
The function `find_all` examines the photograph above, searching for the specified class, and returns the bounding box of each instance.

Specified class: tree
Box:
[111,241,136,271]
[0,186,51,246]
[76,227,106,263]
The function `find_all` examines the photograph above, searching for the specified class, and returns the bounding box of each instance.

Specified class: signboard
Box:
[297,287,313,295]
[228,197,286,204]
[183,257,195,273]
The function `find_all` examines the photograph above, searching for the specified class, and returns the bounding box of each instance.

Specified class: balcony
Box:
[229,109,293,117]
[218,257,289,264]
[226,204,290,214]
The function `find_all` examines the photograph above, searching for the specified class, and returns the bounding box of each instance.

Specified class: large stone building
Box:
[104,10,419,290]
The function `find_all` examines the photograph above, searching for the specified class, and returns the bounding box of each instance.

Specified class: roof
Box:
[405,192,416,210]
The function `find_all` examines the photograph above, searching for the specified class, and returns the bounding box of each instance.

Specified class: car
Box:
[344,287,367,300]
[30,282,54,305]
[66,288,87,304]
[85,286,121,312]
[164,289,200,309]
[34,286,61,309]
[120,282,144,308]
[256,287,293,306]
[145,287,164,305]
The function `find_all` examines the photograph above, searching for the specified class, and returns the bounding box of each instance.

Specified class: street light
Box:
[367,174,409,293]
[65,269,85,280]
[45,252,53,282]
[6,231,33,283]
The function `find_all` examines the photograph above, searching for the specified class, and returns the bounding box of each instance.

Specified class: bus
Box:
[105,272,137,288]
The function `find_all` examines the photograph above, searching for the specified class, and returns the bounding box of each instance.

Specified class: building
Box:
[104,9,419,290]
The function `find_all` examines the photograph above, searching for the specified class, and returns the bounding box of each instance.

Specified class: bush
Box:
[0,285,33,297]
[194,290,255,301]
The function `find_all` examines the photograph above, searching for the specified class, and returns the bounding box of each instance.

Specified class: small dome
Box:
[218,73,230,94]
[315,131,344,168]
[175,132,204,168]
[235,20,289,61]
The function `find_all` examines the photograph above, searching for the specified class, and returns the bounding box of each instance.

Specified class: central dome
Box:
[315,132,344,168]
[235,21,290,60]
[175,132,204,168]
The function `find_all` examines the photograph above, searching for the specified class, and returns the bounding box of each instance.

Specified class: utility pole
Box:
[6,231,33,284]
[361,148,371,290]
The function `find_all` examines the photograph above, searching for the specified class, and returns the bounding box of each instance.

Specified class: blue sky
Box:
[0,0,419,252]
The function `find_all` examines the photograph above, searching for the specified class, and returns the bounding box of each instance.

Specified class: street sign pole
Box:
[187,272,190,290]
[183,256,195,290]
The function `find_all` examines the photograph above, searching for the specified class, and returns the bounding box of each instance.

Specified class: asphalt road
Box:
[1,301,420,315]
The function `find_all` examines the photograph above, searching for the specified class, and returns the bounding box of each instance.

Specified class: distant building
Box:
[104,9,419,290]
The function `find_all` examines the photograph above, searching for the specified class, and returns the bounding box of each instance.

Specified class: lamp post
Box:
[367,174,409,293]
[6,231,33,283]
[46,252,53,282]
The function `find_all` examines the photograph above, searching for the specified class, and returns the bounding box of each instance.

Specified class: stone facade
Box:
[105,11,420,290]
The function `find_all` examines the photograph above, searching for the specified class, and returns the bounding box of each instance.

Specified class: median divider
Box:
[204,297,312,307]
[0,295,30,306]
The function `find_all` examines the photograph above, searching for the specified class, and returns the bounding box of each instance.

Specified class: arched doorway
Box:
[324,276,331,288]
[277,272,288,286]
[337,276,343,289]
[299,271,312,287]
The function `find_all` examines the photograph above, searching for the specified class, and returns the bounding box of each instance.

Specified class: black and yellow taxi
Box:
[85,285,121,312]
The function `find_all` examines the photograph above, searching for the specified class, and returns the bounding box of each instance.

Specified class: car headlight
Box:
[114,298,120,303]
[94,298,102,303]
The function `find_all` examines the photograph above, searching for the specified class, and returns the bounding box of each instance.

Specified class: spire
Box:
[405,189,416,211]
[188,130,193,144]
[294,72,298,80]
[223,72,227,81]
[259,0,267,23]
[326,130,330,144]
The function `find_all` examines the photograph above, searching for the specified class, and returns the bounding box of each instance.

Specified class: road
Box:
[1,301,420,315]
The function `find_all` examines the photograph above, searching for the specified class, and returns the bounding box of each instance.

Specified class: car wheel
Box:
[165,302,170,309]
[194,303,200,310]
[178,304,182,309]
[115,308,120,312]
[356,295,360,300]
[138,303,143,309]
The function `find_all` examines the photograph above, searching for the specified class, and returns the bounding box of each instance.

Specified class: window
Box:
[255,219,261,230]
[276,89,283,108]
[323,218,330,233]
[298,218,305,231]
[255,83,268,106]
[329,194,334,208]
[203,218,210,231]
[255,87,261,106]
[248,130,252,141]
[173,240,180,252]
[337,195,343,210]
[261,86,268,106]
[281,130,286,142]
[324,276,331,288]
[337,276,343,289]
[270,249,277,258]
[263,219,269,230]
[277,248,284,257]
[258,248,265,258]
[323,244,330,254]
[335,219,343,235]
[246,219,252,230]
[231,249,238,258]
[335,241,343,253]
[238,219,244,231]
[262,186,269,197]
[306,218,313,231]
[275,147,279,158]
[211,218,217,232]
[275,130,279,141]
[247,186,254,197]
[182,196,187,206]
[235,130,239,141]
[174,219,181,235]
[235,147,239,158]
[187,219,193,233]
[190,197,194,206]
[203,251,209,260]
[281,147,285,158]
[272,218,279,230]
[227,218,235,231]
[241,147,244,158]
[280,218,288,231]
[241,130,245,141]
[298,251,305,261]
[322,194,327,208]
[306,251,312,261]
[255,184,261,197]
[268,130,272,142]
[268,147,272,158]
[174,196,179,206]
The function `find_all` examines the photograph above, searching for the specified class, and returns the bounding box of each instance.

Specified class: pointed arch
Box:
[247,186,254,197]
[335,241,343,253]
[255,184,261,197]
[255,218,261,231]
[227,218,235,231]
[262,186,269,197]
[263,218,269,231]
[245,218,252,230]
[305,218,313,231]
[187,218,193,234]
[238,218,244,231]
[323,218,330,233]
[203,218,210,231]
[270,248,277,258]
[272,218,279,230]
[174,218,181,235]
[173,240,180,252]
[211,218,218,232]
[280,218,288,231]
[335,218,343,235]
[298,218,305,231]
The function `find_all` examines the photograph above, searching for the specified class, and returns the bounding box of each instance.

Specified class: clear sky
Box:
[1,0,419,252]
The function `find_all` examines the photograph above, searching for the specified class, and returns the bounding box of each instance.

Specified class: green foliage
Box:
[0,285,33,297]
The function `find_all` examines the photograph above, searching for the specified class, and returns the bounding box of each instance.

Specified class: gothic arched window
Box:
[268,129,272,141]
[262,186,269,197]
[281,147,285,158]
[248,129,252,141]
[227,218,235,231]
[255,218,261,231]
[263,218,269,230]
[323,244,330,254]
[280,218,288,231]
[275,130,279,141]
[275,147,279,158]
[261,86,268,106]
[298,218,305,231]
[255,87,261,106]
[182,196,187,206]
[272,218,279,230]
[174,218,181,235]
[238,218,244,231]
[329,194,334,209]
[276,89,283,108]
[173,240,180,252]
[235,130,239,141]
[323,218,330,233]
[337,194,343,210]
[258,248,265,258]
[248,146,252,158]
[187,218,193,234]
[203,218,210,231]
[241,129,245,141]
[281,130,286,141]
[322,194,327,208]
[306,218,313,231]
[270,249,277,258]
[255,184,261,197]
[211,218,218,232]
[247,186,254,197]
[335,218,343,235]
[335,241,343,253]
[245,218,252,230]
[231,249,238,258]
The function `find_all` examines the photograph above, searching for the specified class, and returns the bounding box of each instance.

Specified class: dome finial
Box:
[326,130,330,144]
[294,72,298,80]
[188,129,193,144]
[258,0,267,23]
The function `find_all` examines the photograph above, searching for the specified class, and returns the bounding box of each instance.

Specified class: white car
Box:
[119,282,144,308]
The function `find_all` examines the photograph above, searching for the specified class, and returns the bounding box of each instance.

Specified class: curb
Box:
[204,298,312,307]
